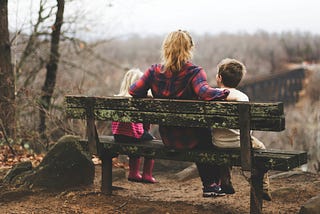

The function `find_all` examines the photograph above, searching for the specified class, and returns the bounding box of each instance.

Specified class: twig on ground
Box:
[114,202,127,211]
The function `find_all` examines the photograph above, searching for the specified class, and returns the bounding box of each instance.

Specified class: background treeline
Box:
[11,31,320,172]
[71,31,320,93]
[16,31,312,101]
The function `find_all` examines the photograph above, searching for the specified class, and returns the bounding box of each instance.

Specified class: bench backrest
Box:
[65,95,285,131]
[65,95,285,170]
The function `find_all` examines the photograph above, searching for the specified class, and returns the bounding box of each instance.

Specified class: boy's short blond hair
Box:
[217,58,247,88]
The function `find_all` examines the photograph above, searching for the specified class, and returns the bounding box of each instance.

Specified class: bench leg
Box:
[250,164,265,214]
[101,151,113,195]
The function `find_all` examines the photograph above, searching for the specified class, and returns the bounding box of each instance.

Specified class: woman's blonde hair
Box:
[161,30,194,74]
[116,68,143,97]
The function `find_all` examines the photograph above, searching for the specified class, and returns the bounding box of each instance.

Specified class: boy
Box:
[213,58,272,201]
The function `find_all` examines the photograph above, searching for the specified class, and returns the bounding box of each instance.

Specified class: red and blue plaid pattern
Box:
[129,62,229,149]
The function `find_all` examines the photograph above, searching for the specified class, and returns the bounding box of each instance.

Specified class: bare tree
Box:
[16,0,55,87]
[0,0,15,138]
[39,0,64,146]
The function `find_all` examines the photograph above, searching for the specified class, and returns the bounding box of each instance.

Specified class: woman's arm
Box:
[129,69,151,98]
[192,69,229,100]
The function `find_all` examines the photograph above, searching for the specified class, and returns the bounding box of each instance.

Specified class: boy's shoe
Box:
[203,183,226,197]
[221,184,236,194]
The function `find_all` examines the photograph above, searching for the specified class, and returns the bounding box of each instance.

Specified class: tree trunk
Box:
[39,0,65,146]
[0,0,15,138]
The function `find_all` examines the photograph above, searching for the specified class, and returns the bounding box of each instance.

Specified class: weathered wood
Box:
[239,104,252,171]
[250,162,265,214]
[65,95,284,116]
[67,108,285,131]
[100,150,113,195]
[86,119,96,154]
[86,101,103,155]
[65,96,285,131]
[79,137,308,172]
[254,150,308,171]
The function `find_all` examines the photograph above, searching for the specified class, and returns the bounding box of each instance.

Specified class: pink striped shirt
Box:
[112,121,148,139]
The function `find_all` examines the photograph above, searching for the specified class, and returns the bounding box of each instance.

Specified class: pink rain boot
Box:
[128,157,142,182]
[142,158,158,183]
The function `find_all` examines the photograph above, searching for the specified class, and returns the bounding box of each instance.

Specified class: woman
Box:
[129,30,229,197]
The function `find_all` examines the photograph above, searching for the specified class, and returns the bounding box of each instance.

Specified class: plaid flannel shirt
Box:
[129,62,229,149]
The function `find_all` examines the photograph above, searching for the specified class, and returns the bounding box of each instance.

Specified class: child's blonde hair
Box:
[116,68,143,97]
[161,30,194,74]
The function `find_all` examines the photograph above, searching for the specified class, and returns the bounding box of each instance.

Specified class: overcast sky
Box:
[8,0,320,40]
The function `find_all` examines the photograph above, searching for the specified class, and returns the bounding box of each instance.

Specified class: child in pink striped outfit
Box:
[112,68,157,183]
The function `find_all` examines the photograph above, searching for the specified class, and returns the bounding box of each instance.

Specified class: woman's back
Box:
[129,30,228,149]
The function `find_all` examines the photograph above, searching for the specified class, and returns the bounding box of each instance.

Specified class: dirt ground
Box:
[0,164,320,214]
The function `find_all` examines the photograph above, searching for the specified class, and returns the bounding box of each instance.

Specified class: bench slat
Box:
[66,108,285,131]
[65,96,284,117]
[80,137,307,171]
[65,96,285,131]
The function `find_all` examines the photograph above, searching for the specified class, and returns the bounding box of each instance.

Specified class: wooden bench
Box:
[65,95,307,214]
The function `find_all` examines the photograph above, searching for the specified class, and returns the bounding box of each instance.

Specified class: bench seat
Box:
[80,136,307,171]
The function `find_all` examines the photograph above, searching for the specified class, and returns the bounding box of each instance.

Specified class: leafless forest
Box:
[0,2,319,214]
